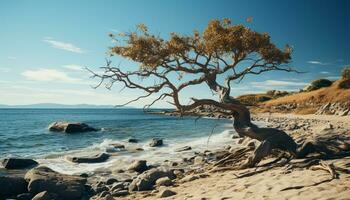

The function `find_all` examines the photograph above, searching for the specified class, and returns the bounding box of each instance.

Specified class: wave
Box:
[37,126,237,175]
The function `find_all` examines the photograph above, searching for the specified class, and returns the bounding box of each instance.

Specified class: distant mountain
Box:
[0,103,132,109]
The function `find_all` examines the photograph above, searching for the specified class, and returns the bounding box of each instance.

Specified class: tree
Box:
[90,19,346,168]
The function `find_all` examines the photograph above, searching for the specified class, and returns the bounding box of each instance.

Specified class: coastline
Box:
[1,112,350,200]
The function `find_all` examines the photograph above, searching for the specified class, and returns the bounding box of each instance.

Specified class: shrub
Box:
[341,67,350,80]
[257,96,272,102]
[306,79,333,91]
[338,79,350,89]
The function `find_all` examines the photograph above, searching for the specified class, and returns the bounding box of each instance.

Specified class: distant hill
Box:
[252,79,350,115]
[0,103,127,109]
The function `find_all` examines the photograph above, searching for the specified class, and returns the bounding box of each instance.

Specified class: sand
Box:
[124,113,350,200]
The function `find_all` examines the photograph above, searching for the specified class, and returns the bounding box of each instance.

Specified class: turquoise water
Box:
[0,108,232,160]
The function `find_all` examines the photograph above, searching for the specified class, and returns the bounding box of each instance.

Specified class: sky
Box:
[0,0,349,107]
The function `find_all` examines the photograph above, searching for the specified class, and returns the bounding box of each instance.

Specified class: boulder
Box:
[48,122,97,133]
[158,188,176,198]
[127,138,138,143]
[149,138,163,147]
[127,160,148,173]
[67,153,110,163]
[128,168,175,191]
[174,146,192,152]
[24,166,87,200]
[31,191,58,200]
[1,158,38,169]
[0,176,28,198]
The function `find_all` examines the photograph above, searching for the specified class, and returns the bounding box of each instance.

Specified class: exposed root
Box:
[310,161,339,179]
[280,178,334,191]
[281,161,340,191]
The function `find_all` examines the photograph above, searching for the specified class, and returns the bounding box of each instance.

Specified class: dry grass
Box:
[294,107,318,115]
[262,80,350,107]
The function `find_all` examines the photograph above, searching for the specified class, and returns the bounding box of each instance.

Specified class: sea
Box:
[0,108,241,175]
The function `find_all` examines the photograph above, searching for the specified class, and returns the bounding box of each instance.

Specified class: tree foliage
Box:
[93,19,295,112]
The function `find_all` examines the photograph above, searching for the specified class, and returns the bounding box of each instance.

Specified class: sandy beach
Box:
[122,113,350,200]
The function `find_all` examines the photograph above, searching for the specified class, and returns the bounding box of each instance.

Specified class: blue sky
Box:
[0,0,349,107]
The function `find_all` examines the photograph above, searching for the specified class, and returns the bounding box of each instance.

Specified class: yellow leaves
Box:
[137,23,148,33]
[109,18,291,70]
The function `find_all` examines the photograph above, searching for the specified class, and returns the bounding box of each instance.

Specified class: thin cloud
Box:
[307,60,328,65]
[320,71,330,74]
[251,80,307,87]
[43,38,84,53]
[62,64,85,71]
[22,69,82,83]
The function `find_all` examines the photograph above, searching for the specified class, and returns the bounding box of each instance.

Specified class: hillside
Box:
[250,79,350,115]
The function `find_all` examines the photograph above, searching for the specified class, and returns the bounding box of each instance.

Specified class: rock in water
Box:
[174,146,191,152]
[129,168,175,191]
[67,153,110,163]
[149,138,163,147]
[128,138,138,143]
[24,166,87,200]
[1,158,38,169]
[48,122,97,133]
[127,160,148,173]
[0,176,28,198]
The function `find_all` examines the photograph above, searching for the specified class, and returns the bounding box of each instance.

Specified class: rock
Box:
[24,166,87,200]
[67,153,110,163]
[16,193,33,200]
[158,188,176,198]
[156,177,173,187]
[112,189,129,197]
[99,191,110,198]
[0,176,27,198]
[80,173,89,178]
[149,138,163,147]
[180,175,199,183]
[174,146,192,152]
[128,138,138,143]
[32,191,58,200]
[111,143,125,149]
[103,194,115,200]
[93,184,109,194]
[127,160,148,173]
[106,178,118,185]
[194,156,205,165]
[129,168,175,191]
[48,122,97,133]
[17,193,33,200]
[1,158,38,169]
[173,169,184,178]
[111,182,125,191]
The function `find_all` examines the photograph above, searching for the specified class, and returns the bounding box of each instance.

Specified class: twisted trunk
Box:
[190,74,299,167]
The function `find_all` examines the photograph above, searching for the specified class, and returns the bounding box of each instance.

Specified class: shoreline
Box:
[1,113,350,199]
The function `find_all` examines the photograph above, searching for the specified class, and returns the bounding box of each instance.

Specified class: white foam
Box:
[37,123,239,175]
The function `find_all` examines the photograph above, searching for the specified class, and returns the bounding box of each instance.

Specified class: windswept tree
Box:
[90,19,348,168]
